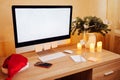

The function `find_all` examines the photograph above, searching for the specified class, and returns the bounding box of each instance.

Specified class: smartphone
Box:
[34,62,52,68]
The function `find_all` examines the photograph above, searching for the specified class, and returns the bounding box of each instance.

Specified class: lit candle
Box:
[97,41,102,52]
[90,43,95,53]
[77,43,82,50]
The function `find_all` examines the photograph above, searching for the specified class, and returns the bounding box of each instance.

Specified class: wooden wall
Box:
[0,0,117,57]
[107,0,120,51]
[0,0,15,57]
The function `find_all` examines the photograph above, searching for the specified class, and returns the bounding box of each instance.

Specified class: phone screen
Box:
[34,62,52,68]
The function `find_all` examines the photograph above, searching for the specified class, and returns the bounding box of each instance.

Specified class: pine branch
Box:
[71,16,111,36]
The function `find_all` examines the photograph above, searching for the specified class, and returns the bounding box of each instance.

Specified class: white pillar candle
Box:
[77,43,82,50]
[90,43,95,53]
[97,41,102,52]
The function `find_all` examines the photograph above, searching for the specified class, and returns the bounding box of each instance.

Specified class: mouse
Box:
[63,50,73,54]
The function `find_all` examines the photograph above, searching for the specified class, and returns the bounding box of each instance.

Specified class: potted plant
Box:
[71,16,111,47]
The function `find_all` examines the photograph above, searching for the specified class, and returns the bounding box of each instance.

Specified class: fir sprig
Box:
[71,16,111,36]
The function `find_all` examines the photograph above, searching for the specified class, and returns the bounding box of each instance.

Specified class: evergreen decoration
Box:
[71,16,111,36]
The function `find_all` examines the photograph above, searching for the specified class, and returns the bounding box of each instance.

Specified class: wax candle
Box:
[97,41,102,52]
[77,43,82,50]
[90,43,95,53]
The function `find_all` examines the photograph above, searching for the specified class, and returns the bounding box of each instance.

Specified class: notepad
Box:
[88,57,98,62]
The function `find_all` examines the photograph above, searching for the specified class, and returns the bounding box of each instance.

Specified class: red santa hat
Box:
[2,54,28,80]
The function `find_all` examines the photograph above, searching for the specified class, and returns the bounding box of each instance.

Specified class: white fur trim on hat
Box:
[1,62,29,74]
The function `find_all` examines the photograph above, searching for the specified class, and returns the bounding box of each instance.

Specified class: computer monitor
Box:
[12,5,72,53]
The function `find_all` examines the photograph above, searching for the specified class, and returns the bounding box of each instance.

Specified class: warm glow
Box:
[97,41,102,52]
[90,43,95,53]
[77,43,82,50]
[66,39,71,44]
[76,50,82,55]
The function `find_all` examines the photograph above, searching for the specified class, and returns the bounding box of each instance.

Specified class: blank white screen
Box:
[15,8,71,43]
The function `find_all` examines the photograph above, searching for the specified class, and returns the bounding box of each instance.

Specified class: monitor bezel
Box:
[12,5,72,48]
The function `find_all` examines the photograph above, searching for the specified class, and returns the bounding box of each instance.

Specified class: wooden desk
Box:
[0,44,120,80]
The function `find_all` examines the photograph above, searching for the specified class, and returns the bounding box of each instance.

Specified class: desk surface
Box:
[0,44,120,80]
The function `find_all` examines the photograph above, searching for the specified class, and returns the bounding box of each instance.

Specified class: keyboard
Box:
[39,52,66,62]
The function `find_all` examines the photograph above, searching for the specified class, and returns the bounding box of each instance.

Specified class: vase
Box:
[79,31,87,46]
[82,31,87,42]
[85,33,96,48]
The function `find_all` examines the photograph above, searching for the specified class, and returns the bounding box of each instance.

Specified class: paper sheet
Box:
[70,55,86,63]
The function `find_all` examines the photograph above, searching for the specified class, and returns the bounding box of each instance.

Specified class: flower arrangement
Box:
[71,16,111,36]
